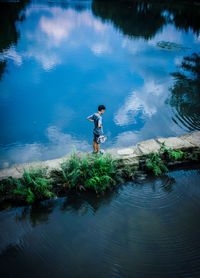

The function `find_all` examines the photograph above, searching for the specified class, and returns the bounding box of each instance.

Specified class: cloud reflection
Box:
[0,46,22,66]
[0,3,199,168]
[114,80,164,126]
[0,126,90,169]
[0,6,111,71]
[40,8,108,45]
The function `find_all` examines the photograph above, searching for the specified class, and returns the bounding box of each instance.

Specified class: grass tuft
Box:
[60,152,118,193]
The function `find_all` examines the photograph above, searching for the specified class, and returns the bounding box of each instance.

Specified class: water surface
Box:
[0,0,200,168]
[0,167,200,277]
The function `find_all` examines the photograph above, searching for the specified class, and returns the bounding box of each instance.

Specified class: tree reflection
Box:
[0,61,6,81]
[0,0,29,80]
[59,189,119,214]
[168,52,200,131]
[15,201,56,227]
[92,0,200,39]
[92,0,166,40]
[13,189,119,226]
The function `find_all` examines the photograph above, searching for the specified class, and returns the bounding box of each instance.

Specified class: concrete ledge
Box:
[0,131,200,181]
[181,131,200,148]
[0,156,69,180]
[137,139,161,155]
[157,136,193,150]
[117,148,134,156]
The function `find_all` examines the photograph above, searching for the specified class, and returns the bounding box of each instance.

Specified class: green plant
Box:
[168,149,184,161]
[145,152,168,176]
[60,152,118,193]
[26,187,35,204]
[0,167,55,204]
[0,177,19,195]
[22,169,55,200]
[12,179,27,196]
[184,151,199,161]
[160,142,184,161]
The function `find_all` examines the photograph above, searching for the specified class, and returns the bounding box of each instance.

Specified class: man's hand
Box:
[87,118,94,122]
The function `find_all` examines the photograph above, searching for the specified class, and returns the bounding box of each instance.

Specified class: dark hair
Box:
[98,105,106,111]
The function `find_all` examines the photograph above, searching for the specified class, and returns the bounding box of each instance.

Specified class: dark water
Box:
[0,167,200,278]
[0,0,200,168]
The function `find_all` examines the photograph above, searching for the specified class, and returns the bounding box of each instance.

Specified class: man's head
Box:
[98,105,106,114]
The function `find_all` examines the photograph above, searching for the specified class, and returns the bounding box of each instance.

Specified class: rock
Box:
[137,139,161,155]
[121,156,140,166]
[180,132,200,148]
[117,148,134,156]
[157,136,193,150]
[0,166,22,180]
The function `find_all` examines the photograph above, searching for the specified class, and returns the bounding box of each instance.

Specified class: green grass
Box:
[145,142,199,176]
[0,167,55,204]
[145,152,168,176]
[0,152,133,203]
[160,143,184,161]
[60,152,119,193]
[22,169,55,203]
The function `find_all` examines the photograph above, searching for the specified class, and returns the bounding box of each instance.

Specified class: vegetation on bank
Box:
[0,167,55,204]
[144,142,199,176]
[0,145,199,204]
[0,153,133,204]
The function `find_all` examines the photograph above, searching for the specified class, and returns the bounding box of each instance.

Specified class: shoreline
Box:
[0,131,199,181]
[0,131,199,205]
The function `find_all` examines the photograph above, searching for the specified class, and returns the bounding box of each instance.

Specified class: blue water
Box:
[1,167,200,278]
[0,0,200,168]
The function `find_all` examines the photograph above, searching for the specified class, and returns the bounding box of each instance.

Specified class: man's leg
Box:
[96,143,100,153]
[93,140,97,152]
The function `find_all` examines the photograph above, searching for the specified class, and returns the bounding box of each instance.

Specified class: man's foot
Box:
[92,151,97,154]
[97,151,104,155]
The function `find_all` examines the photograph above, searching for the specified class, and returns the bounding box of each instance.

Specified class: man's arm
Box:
[87,114,94,122]
[87,118,94,122]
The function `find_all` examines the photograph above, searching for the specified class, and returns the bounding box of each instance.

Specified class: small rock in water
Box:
[157,41,190,51]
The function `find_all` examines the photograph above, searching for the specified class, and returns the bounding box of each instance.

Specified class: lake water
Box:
[0,166,200,278]
[0,0,200,168]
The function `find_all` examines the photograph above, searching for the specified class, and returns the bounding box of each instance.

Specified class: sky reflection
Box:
[0,1,199,168]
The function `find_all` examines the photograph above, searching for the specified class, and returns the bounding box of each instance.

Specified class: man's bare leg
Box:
[96,143,100,154]
[93,141,97,152]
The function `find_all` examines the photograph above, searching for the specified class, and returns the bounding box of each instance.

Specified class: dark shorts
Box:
[93,133,100,144]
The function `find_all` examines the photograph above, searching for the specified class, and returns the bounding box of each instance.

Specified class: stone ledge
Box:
[157,136,193,150]
[180,131,200,148]
[117,147,134,156]
[0,156,68,180]
[105,147,140,159]
[137,139,161,155]
[0,131,200,181]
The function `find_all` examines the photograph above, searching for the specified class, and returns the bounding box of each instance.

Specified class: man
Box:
[87,105,106,154]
